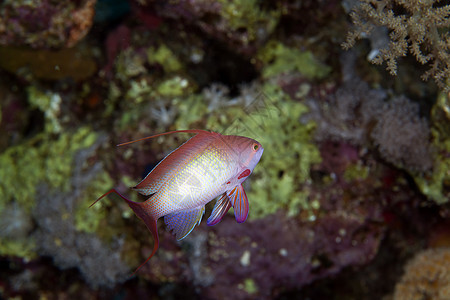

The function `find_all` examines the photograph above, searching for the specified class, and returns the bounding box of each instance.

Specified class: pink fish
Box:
[93,129,263,273]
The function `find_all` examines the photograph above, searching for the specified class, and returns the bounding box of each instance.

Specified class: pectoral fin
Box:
[164,206,205,240]
[207,192,232,226]
[227,184,249,223]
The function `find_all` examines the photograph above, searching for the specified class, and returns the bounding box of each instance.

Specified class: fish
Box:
[92,129,263,273]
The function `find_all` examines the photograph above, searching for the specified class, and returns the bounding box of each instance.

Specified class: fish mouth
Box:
[250,147,264,169]
[257,147,264,161]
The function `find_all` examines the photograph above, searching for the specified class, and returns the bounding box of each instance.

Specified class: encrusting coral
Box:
[393,247,450,300]
[343,0,450,90]
[0,0,97,48]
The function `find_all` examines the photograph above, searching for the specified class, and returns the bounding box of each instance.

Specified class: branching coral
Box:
[393,247,450,300]
[343,0,450,90]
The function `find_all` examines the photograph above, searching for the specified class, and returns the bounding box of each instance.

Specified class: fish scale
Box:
[151,144,233,217]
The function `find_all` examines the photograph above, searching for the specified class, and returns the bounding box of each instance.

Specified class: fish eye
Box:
[252,143,259,151]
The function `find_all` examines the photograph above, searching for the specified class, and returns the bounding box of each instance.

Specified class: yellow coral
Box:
[393,247,450,300]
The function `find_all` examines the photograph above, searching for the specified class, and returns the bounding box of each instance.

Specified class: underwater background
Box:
[0,0,449,299]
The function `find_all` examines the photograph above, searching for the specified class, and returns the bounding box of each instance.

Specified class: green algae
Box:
[217,0,280,44]
[413,91,450,205]
[242,278,258,294]
[0,125,101,259]
[27,86,62,133]
[344,162,370,182]
[74,170,114,234]
[156,75,192,97]
[0,203,36,260]
[115,48,147,82]
[111,42,195,131]
[125,79,153,104]
[257,41,331,79]
[147,45,183,73]
[0,238,36,261]
[230,85,320,219]
[0,127,97,212]
[174,94,207,130]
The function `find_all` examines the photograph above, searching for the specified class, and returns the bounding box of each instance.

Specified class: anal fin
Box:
[164,206,205,240]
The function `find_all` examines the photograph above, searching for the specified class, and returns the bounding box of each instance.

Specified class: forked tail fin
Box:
[91,189,159,274]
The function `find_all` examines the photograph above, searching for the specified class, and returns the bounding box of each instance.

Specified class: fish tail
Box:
[89,188,120,208]
[124,197,159,275]
[91,189,159,274]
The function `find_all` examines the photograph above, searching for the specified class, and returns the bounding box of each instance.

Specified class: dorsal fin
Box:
[117,129,211,146]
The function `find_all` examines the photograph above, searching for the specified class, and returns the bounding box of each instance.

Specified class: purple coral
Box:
[371,96,433,172]
[198,211,383,299]
[0,0,97,48]
[304,52,433,173]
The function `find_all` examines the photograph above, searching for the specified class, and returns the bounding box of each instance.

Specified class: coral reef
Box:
[371,95,432,172]
[0,127,97,213]
[304,76,433,172]
[233,86,322,219]
[200,209,383,299]
[257,40,331,79]
[393,247,450,300]
[0,0,97,48]
[0,202,35,260]
[343,0,450,90]
[146,0,281,55]
[0,0,449,299]
[33,179,128,288]
[414,91,450,204]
